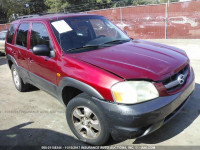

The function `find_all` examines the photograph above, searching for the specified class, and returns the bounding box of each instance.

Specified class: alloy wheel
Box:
[72,106,101,139]
[13,69,20,88]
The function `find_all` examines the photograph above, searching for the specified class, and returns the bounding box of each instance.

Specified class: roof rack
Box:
[17,14,39,20]
[38,12,56,16]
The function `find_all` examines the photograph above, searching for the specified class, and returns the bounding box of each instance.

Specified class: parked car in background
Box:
[5,14,195,145]
[116,22,134,31]
[0,29,8,55]
[168,16,200,29]
[116,22,135,38]
[134,17,190,39]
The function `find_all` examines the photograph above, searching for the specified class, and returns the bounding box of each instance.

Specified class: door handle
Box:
[28,57,34,63]
[12,51,16,55]
[7,47,13,51]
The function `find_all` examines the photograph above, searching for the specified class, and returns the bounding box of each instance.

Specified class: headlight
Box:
[111,81,159,104]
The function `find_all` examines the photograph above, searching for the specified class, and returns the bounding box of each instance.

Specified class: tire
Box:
[11,64,29,92]
[66,93,110,145]
[0,52,5,56]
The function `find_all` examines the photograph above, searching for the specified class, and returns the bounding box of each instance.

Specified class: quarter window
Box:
[30,23,50,49]
[15,23,29,48]
[7,24,17,44]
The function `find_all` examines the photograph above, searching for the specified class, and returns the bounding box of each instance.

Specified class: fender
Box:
[6,54,18,67]
[57,77,104,101]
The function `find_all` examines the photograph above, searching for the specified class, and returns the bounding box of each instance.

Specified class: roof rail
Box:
[17,14,39,20]
[38,12,56,16]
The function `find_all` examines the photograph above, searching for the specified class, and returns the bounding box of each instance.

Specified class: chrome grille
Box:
[162,64,189,92]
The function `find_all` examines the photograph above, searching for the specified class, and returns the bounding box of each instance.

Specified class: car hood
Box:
[69,40,189,81]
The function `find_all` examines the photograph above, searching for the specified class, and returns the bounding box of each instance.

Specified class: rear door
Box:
[6,24,18,57]
[27,22,58,96]
[14,22,30,80]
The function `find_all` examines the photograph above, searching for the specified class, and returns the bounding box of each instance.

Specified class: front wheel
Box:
[66,93,110,145]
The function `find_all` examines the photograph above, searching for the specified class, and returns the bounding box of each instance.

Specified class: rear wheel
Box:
[11,64,29,92]
[66,93,110,145]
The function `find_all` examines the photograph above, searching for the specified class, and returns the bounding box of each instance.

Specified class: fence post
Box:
[165,3,168,39]
[120,7,122,24]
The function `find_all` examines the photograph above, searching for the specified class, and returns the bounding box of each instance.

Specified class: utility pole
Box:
[55,0,58,13]
[165,2,169,39]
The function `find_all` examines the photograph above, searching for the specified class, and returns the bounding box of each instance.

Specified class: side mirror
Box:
[33,45,50,56]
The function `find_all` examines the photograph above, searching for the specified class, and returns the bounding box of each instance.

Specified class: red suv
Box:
[5,14,195,145]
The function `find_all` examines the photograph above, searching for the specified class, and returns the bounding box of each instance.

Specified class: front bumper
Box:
[93,68,195,140]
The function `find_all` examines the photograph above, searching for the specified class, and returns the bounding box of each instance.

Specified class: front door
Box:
[27,22,58,96]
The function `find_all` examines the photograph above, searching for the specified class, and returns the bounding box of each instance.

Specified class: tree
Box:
[0,0,22,22]
[171,0,179,2]
[0,2,7,23]
[44,0,70,13]
[44,0,166,13]
[28,0,48,14]
[160,0,179,3]
[132,0,160,5]
[0,0,47,23]
[44,0,119,13]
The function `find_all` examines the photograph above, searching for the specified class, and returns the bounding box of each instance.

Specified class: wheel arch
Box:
[58,77,104,106]
[6,54,18,69]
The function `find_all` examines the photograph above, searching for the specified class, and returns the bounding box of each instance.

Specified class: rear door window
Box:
[15,23,29,48]
[7,24,17,44]
[30,23,51,49]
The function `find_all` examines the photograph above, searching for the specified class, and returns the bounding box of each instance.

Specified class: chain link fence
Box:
[0,24,10,31]
[87,1,200,39]
[1,1,200,39]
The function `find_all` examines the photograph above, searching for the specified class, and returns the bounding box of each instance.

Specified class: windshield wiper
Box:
[66,40,130,52]
[103,39,130,45]
[67,45,102,52]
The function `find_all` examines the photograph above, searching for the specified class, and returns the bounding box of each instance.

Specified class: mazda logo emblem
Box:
[177,74,185,85]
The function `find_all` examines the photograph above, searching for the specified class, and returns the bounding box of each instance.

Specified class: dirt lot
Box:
[0,39,200,149]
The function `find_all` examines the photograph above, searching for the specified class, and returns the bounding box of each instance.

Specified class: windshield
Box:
[50,16,130,53]
[0,32,7,40]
